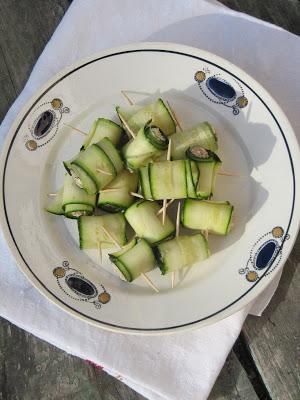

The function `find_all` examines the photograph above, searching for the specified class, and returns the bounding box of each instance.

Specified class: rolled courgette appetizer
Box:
[117,98,176,137]
[122,124,169,170]
[98,170,139,212]
[62,174,96,218]
[181,199,233,235]
[109,238,156,282]
[171,122,218,160]
[186,146,221,198]
[82,118,124,149]
[64,137,123,194]
[149,160,187,200]
[125,200,175,244]
[78,213,127,249]
[155,233,210,275]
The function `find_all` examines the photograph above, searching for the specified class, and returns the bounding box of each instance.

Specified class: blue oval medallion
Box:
[255,240,278,270]
[34,110,54,138]
[66,276,97,297]
[206,77,236,101]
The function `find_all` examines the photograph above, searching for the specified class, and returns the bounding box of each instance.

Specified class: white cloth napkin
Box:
[0,1,299,399]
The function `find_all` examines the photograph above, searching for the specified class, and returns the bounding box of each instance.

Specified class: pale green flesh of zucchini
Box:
[46,187,64,215]
[171,122,218,159]
[78,214,127,249]
[110,239,156,282]
[83,119,123,149]
[149,160,187,200]
[122,127,163,170]
[109,238,137,257]
[185,160,197,198]
[157,234,210,274]
[62,174,96,209]
[125,201,175,244]
[71,144,116,190]
[64,204,94,218]
[96,137,123,174]
[139,165,153,200]
[182,199,233,235]
[98,170,138,211]
[117,99,176,136]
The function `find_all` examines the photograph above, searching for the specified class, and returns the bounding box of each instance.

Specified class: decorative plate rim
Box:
[1,42,300,335]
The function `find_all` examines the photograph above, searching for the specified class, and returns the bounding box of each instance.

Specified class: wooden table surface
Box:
[0,1,299,399]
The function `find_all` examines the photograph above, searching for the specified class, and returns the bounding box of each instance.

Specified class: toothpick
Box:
[167,138,172,161]
[97,241,102,263]
[63,123,87,136]
[121,90,134,105]
[162,199,167,226]
[166,101,183,132]
[96,168,113,176]
[141,273,159,293]
[118,113,136,139]
[130,192,144,199]
[176,202,181,237]
[99,188,121,193]
[217,171,242,177]
[101,226,121,249]
[47,193,58,197]
[156,199,174,215]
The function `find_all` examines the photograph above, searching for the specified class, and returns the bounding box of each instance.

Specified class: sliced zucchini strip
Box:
[139,164,153,200]
[64,204,94,219]
[149,160,187,200]
[98,170,139,212]
[117,98,176,137]
[62,174,96,209]
[171,122,218,160]
[122,124,168,170]
[46,187,64,215]
[181,199,233,235]
[78,214,127,249]
[109,238,156,282]
[82,118,124,149]
[125,200,175,244]
[155,233,210,274]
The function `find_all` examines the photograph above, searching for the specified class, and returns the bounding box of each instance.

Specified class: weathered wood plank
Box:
[219,0,300,35]
[0,318,145,400]
[242,237,300,400]
[0,47,16,122]
[0,0,70,95]
[209,351,259,400]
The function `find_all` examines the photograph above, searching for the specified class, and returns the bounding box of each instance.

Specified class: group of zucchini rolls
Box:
[47,98,234,283]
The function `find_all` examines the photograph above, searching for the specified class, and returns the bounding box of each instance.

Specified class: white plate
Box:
[1,43,299,334]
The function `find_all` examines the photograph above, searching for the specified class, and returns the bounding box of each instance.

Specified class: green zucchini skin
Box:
[124,200,175,245]
[109,238,156,282]
[171,122,218,160]
[149,160,187,200]
[82,118,124,149]
[186,146,221,163]
[78,214,127,249]
[98,170,139,212]
[117,98,176,137]
[155,233,210,274]
[185,160,197,198]
[181,199,234,235]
